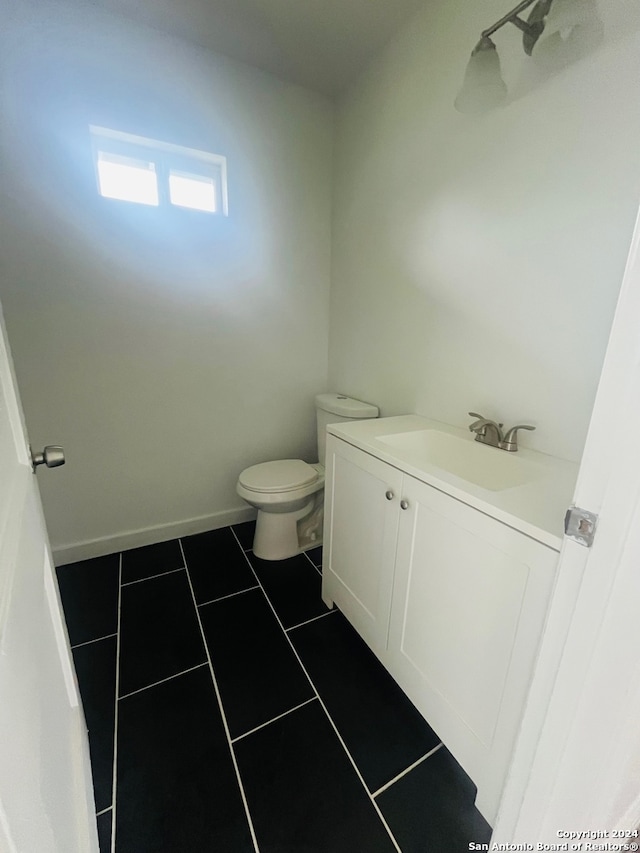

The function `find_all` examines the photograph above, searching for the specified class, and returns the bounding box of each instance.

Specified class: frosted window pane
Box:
[169,171,216,212]
[97,152,159,206]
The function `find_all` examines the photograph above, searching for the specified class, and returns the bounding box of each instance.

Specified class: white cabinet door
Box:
[322,436,403,652]
[388,474,558,823]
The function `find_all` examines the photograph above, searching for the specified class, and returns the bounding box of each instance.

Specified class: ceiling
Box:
[72,0,428,96]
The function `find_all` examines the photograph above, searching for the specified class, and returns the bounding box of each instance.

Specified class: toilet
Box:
[237,393,378,560]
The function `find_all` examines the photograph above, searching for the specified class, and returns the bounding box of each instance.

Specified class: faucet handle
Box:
[468,412,486,433]
[468,413,503,429]
[501,424,535,452]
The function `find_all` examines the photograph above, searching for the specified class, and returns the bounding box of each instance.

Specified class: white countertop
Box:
[327,415,579,551]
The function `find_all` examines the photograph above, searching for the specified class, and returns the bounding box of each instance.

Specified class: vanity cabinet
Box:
[322,433,559,823]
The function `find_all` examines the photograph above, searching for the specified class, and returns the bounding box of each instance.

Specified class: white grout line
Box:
[372,743,443,799]
[96,806,112,817]
[179,538,261,853]
[229,528,403,853]
[302,549,322,577]
[285,610,337,633]
[230,523,255,553]
[71,632,117,650]
[231,697,318,744]
[120,566,185,587]
[110,554,123,853]
[118,662,208,701]
[197,585,260,609]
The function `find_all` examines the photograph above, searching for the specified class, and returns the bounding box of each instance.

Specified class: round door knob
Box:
[400,499,409,510]
[31,445,65,470]
[385,490,394,501]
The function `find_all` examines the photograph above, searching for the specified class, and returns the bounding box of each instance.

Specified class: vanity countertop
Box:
[327,415,579,551]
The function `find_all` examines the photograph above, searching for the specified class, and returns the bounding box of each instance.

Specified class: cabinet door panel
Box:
[389,475,557,822]
[322,437,403,651]
[398,503,528,749]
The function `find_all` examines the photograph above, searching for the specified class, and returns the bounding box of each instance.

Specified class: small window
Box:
[90,126,228,215]
[97,152,159,206]
[169,170,217,213]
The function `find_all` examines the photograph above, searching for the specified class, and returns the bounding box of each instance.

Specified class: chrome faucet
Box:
[468,412,535,452]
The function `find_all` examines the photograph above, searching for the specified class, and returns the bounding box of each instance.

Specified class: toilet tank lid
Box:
[315,394,378,419]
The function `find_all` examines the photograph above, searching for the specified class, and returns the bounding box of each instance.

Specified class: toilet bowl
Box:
[237,394,378,560]
[237,460,325,560]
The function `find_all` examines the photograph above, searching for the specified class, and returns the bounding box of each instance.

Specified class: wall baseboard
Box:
[52,506,257,566]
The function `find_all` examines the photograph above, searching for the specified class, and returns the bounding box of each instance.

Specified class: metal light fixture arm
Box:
[480,0,541,43]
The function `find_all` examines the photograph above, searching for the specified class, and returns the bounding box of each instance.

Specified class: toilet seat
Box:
[238,459,319,494]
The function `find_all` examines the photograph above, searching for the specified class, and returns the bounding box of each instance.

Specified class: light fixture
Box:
[530,0,603,69]
[454,37,508,115]
[455,0,603,114]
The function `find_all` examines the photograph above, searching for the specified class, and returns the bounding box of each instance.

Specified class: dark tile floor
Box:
[57,521,492,853]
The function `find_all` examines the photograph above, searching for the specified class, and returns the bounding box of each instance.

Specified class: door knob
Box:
[31,445,65,470]
[385,490,394,501]
[400,499,409,510]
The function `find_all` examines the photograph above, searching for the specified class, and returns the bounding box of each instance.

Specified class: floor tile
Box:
[182,528,257,604]
[200,588,313,738]
[376,746,492,851]
[291,611,440,793]
[118,571,206,697]
[59,523,490,852]
[72,637,117,813]
[248,552,329,629]
[231,519,256,550]
[121,539,183,584]
[235,700,398,853]
[97,811,112,853]
[56,555,119,646]
[306,546,323,568]
[115,667,254,853]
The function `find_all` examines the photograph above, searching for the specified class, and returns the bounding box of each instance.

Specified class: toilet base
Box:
[253,494,324,561]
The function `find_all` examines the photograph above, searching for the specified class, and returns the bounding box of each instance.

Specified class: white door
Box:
[0,304,97,852]
[493,206,640,839]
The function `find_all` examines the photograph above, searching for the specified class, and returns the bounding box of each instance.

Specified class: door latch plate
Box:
[564,506,598,547]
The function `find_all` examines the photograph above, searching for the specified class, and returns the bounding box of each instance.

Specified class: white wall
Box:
[0,0,333,560]
[4,0,640,560]
[330,0,640,462]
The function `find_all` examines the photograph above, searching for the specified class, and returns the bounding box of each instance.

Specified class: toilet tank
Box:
[315,393,379,466]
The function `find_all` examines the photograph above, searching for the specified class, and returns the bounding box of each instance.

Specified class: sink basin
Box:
[376,429,540,492]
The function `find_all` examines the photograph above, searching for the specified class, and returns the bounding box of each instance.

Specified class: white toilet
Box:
[237,393,378,560]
